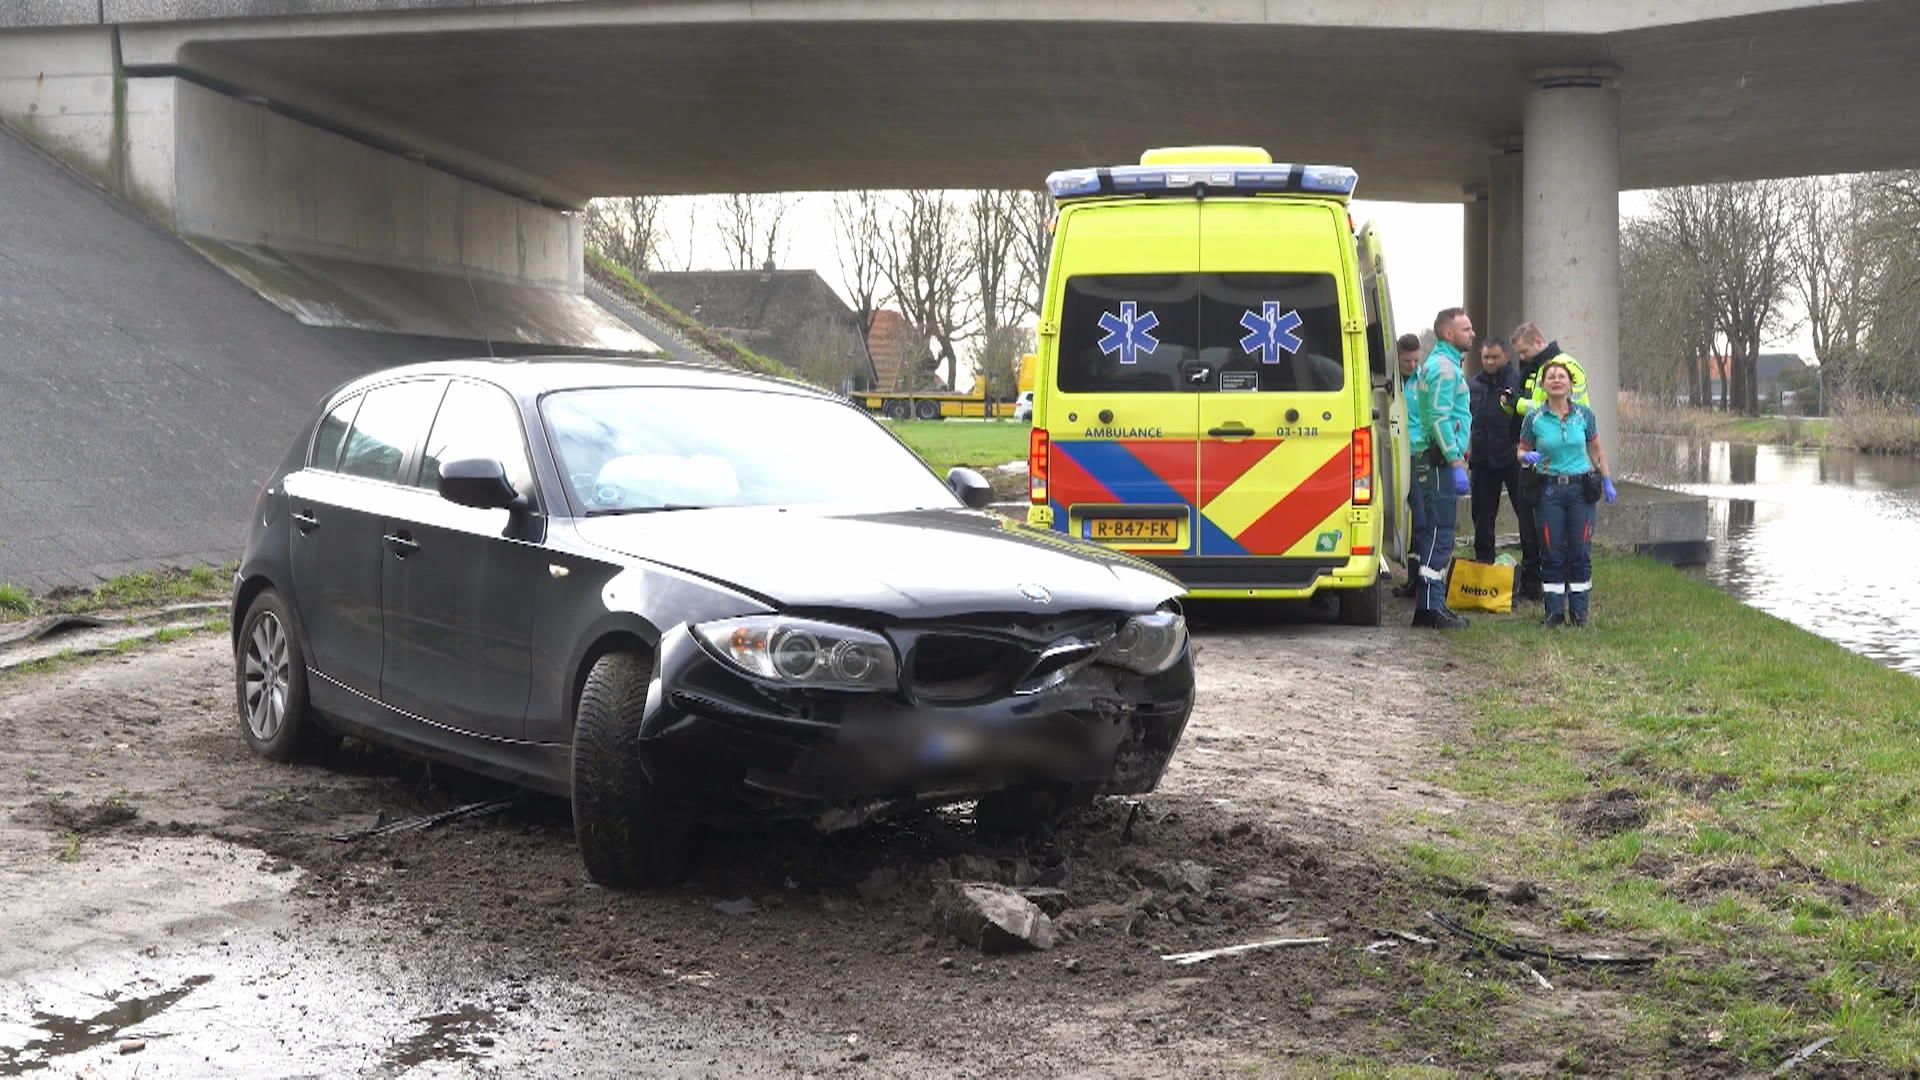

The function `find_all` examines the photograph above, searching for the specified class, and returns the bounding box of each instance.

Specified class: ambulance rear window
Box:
[1057,273,1344,394]
[1056,275,1201,394]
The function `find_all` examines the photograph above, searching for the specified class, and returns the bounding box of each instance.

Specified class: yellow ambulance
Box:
[1025,147,1410,624]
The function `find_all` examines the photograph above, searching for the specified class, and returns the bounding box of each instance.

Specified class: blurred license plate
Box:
[1087,518,1178,542]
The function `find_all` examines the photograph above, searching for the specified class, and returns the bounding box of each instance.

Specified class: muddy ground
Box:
[0,603,1676,1077]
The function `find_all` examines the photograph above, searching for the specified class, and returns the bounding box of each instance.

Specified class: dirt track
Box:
[0,605,1665,1077]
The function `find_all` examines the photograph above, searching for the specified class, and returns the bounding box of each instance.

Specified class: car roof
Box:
[333,355,832,403]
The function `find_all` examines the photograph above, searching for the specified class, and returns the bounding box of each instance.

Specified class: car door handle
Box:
[1208,425,1256,439]
[383,531,419,557]
[292,510,319,534]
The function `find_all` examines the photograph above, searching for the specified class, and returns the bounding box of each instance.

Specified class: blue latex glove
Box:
[1520,451,1542,468]
[1451,465,1470,497]
[1603,477,1618,504]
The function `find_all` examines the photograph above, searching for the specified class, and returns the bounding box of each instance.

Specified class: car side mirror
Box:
[946,466,994,510]
[437,457,520,510]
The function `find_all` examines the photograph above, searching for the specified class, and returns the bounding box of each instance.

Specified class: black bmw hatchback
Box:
[233,358,1194,885]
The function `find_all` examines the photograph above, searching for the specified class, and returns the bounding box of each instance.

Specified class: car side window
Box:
[311,394,361,471]
[416,381,535,497]
[338,380,442,484]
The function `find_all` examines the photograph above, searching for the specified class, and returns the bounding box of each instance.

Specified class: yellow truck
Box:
[1025,146,1409,624]
[854,355,1035,421]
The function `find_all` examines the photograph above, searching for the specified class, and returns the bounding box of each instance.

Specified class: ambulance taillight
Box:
[1029,428,1050,504]
[1350,429,1372,506]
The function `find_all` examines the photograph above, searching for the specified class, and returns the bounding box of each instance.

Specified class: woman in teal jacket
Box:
[1517,360,1617,627]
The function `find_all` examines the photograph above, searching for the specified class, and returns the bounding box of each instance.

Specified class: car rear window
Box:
[1056,272,1344,394]
[339,380,443,484]
[541,387,957,515]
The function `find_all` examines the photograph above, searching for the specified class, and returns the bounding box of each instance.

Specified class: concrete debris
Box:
[119,1038,147,1054]
[1014,886,1072,916]
[1139,860,1214,896]
[935,881,1056,953]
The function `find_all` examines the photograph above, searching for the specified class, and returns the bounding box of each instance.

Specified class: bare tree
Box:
[1619,216,1703,404]
[880,190,976,388]
[833,191,888,325]
[1791,177,1879,402]
[968,191,1027,338]
[1008,190,1053,322]
[584,196,666,274]
[969,324,1034,402]
[716,193,793,271]
[1652,181,1797,415]
[789,313,869,393]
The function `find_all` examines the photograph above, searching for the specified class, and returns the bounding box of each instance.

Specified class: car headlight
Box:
[693,616,900,692]
[1097,612,1188,675]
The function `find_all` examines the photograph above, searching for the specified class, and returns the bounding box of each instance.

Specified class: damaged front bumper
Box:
[635,623,1195,826]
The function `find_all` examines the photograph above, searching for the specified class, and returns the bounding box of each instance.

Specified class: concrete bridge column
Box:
[1487,138,1525,345]
[1523,67,1621,454]
[1462,184,1489,347]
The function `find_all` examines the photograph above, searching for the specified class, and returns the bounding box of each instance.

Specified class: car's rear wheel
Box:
[914,399,942,421]
[1337,577,1384,627]
[883,400,911,421]
[235,589,336,762]
[571,651,693,887]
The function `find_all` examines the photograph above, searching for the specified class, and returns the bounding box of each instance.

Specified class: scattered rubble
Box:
[935,882,1056,953]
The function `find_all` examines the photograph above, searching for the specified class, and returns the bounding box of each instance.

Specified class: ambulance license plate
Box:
[1087,518,1178,543]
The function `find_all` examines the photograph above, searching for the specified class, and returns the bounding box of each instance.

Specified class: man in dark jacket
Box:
[1468,337,1539,593]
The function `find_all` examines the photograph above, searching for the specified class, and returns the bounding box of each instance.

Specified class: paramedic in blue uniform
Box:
[1409,309,1475,630]
[1392,333,1428,599]
[1517,359,1617,627]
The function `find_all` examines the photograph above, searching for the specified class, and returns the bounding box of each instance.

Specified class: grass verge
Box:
[1424,553,1920,1071]
[0,564,234,624]
[585,252,807,384]
[885,419,1028,474]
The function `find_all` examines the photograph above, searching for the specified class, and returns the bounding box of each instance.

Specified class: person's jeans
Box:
[1412,451,1459,613]
[1536,479,1596,619]
[1471,461,1541,587]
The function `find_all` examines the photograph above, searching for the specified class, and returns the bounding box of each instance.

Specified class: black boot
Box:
[1413,608,1469,630]
[1540,589,1566,628]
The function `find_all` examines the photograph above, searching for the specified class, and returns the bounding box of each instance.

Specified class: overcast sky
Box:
[646,189,1813,387]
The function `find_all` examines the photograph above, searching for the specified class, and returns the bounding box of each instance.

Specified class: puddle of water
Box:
[0,974,211,1076]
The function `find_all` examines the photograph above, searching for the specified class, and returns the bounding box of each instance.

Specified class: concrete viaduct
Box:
[4,0,1920,453]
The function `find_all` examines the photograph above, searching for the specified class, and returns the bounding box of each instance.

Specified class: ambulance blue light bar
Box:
[1046,163,1358,202]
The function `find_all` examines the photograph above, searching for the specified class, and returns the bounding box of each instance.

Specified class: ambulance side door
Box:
[1358,223,1408,563]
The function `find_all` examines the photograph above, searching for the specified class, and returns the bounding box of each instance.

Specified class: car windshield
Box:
[542,386,959,515]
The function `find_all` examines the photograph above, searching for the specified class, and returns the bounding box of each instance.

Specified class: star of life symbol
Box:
[1096,302,1160,365]
[1238,302,1304,363]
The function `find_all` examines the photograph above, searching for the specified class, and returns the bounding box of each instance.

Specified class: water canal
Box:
[1616,434,1920,676]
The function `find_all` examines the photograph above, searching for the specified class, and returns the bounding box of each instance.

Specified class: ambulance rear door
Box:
[1044,202,1203,557]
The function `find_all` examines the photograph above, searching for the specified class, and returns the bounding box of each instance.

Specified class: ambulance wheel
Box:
[883,400,911,421]
[914,400,942,421]
[1338,578,1383,627]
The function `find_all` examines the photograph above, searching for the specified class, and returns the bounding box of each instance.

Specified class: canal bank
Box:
[1425,552,1920,1073]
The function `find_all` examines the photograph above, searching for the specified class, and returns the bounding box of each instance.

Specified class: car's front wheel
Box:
[571,651,693,887]
[235,589,336,762]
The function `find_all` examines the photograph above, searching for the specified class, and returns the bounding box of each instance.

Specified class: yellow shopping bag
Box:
[1446,559,1516,614]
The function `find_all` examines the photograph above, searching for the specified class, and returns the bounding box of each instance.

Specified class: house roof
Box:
[634,268,876,387]
[867,309,944,392]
